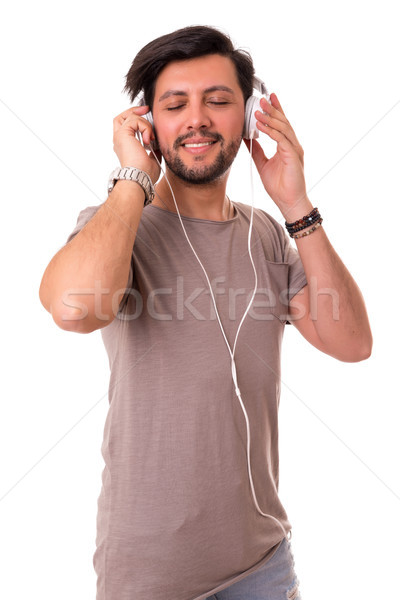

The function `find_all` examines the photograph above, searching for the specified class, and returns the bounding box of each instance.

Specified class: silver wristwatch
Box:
[107,167,155,206]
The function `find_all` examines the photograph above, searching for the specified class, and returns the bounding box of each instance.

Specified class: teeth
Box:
[184,142,214,148]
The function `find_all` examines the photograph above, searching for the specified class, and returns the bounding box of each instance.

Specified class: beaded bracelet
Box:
[292,218,323,239]
[288,213,321,235]
[286,208,320,234]
[285,207,319,229]
[285,207,321,236]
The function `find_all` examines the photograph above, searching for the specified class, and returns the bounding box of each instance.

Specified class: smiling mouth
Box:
[174,132,222,150]
[183,141,216,148]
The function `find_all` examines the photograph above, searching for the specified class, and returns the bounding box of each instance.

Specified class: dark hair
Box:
[123,25,255,109]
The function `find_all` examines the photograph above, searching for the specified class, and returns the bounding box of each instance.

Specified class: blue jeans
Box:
[205,536,301,600]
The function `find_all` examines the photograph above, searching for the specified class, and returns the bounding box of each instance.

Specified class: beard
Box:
[159,131,242,185]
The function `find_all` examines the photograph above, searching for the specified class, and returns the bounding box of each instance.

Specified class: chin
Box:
[161,138,241,185]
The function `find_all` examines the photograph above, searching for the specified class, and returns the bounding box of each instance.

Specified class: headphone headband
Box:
[252,75,268,97]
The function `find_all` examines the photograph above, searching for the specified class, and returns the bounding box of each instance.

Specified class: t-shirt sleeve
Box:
[65,204,102,244]
[282,234,308,301]
[243,204,308,325]
[261,211,308,324]
[65,204,134,313]
[278,228,307,325]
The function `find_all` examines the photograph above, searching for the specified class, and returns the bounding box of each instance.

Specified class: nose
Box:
[185,100,212,131]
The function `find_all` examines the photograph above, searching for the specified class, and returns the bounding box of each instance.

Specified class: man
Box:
[39,25,372,600]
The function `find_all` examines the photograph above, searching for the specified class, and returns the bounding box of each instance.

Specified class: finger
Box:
[260,96,289,128]
[134,121,156,147]
[256,123,305,166]
[255,110,302,149]
[263,96,305,160]
[113,106,151,131]
[115,104,151,121]
[256,120,293,154]
[269,93,287,118]
[113,114,154,146]
[243,138,269,174]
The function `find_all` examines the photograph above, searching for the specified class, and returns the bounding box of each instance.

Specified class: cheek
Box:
[152,116,175,147]
[232,109,246,136]
[219,110,245,139]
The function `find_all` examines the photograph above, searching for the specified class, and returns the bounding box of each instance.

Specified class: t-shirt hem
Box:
[191,535,287,600]
[283,273,308,325]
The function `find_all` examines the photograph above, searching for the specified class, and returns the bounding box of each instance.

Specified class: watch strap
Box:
[107,167,155,206]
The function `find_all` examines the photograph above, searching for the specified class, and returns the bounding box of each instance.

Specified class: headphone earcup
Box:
[244,96,260,140]
[243,94,271,140]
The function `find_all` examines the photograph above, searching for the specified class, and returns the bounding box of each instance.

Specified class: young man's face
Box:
[152,54,245,185]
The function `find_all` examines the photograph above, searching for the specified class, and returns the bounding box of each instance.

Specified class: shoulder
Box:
[234,201,285,235]
[232,201,290,262]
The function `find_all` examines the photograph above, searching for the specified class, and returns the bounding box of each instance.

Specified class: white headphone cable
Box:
[148,139,286,537]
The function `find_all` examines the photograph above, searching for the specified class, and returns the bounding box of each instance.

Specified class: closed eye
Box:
[167,101,230,111]
[167,105,185,111]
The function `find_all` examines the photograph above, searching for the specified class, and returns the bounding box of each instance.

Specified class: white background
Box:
[0,1,399,599]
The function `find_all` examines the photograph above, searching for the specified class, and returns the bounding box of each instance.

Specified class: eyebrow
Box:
[158,85,235,102]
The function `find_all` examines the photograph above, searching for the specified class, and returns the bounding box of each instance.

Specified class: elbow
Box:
[346,347,372,363]
[355,336,373,362]
[355,326,374,362]
[39,269,117,333]
[51,307,97,334]
[48,298,114,334]
[339,331,373,363]
[39,276,52,314]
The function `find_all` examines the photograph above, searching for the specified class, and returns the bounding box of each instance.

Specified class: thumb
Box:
[243,138,268,175]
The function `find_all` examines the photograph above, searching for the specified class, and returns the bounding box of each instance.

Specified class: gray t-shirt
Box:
[66,201,307,600]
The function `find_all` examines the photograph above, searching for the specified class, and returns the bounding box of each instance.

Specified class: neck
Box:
[153,169,233,221]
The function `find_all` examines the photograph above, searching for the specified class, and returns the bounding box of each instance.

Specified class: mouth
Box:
[179,136,220,156]
[182,140,217,149]
[174,132,222,152]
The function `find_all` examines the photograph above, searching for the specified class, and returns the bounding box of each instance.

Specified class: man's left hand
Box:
[244,93,309,221]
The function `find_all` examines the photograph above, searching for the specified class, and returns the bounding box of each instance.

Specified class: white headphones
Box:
[138,75,270,141]
[243,76,271,139]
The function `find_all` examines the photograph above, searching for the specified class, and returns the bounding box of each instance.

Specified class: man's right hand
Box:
[113,105,161,183]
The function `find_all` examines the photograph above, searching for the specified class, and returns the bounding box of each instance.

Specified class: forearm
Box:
[39,180,144,333]
[290,200,373,359]
[248,93,372,360]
